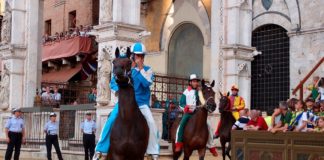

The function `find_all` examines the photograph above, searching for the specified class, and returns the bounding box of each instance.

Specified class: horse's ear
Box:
[227,92,230,97]
[219,91,223,97]
[126,47,131,59]
[115,47,120,58]
[210,80,215,87]
[201,79,205,87]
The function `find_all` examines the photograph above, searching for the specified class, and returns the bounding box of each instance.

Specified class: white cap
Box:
[49,112,57,117]
[189,74,200,81]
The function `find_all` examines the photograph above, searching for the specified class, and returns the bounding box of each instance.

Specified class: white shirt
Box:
[296,112,308,132]
[42,92,53,101]
[318,87,324,100]
[80,119,96,134]
[52,92,61,101]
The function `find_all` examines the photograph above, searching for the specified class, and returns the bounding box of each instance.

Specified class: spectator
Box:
[266,107,281,130]
[54,32,60,41]
[307,117,324,133]
[244,110,268,131]
[73,27,80,36]
[34,89,42,107]
[319,100,324,116]
[287,98,298,112]
[88,88,97,103]
[305,98,315,129]
[289,100,307,132]
[307,76,319,100]
[52,86,61,102]
[232,108,250,130]
[269,101,292,133]
[317,79,324,101]
[151,94,162,108]
[42,87,53,104]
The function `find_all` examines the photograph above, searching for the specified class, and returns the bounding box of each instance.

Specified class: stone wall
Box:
[43,0,98,35]
[252,0,324,97]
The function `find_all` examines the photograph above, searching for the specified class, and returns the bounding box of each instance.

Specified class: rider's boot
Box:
[175,142,183,152]
[92,152,103,160]
[151,154,159,160]
[209,147,218,157]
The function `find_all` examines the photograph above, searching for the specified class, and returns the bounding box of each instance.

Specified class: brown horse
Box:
[171,80,217,160]
[218,92,236,160]
[109,47,149,160]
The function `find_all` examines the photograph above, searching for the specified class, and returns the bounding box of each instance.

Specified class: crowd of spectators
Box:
[42,25,93,44]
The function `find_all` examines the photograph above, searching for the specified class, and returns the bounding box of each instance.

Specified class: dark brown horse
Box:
[171,80,217,160]
[218,92,236,160]
[109,47,149,160]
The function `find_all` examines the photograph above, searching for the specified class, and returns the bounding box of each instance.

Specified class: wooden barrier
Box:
[231,130,324,160]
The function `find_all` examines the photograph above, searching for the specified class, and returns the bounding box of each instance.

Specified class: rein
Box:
[198,90,215,113]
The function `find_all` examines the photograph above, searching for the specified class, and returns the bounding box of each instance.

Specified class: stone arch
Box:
[167,23,204,77]
[253,13,291,31]
[160,0,211,50]
[252,0,301,31]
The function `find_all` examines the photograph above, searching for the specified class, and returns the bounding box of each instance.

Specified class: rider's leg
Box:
[207,121,218,157]
[139,105,160,156]
[214,120,221,138]
[94,103,119,154]
[175,114,192,151]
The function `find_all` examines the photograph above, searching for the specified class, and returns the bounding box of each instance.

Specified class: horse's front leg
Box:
[197,147,206,160]
[226,142,232,159]
[183,147,193,160]
[220,138,226,160]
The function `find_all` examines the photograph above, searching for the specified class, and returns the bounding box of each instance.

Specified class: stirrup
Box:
[92,152,102,160]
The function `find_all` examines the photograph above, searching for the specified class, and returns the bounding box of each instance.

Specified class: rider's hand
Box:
[6,137,10,144]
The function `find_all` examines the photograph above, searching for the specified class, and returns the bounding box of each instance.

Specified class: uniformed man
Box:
[44,112,63,160]
[5,108,25,160]
[81,112,96,160]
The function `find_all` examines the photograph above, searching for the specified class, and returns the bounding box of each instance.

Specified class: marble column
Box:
[95,0,144,107]
[210,0,223,96]
[94,0,145,141]
[0,0,42,109]
[221,0,256,108]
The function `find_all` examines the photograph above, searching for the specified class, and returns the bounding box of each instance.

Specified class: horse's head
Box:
[199,79,217,113]
[219,92,230,113]
[112,47,132,86]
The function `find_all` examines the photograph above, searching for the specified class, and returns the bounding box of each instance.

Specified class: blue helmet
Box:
[131,42,146,55]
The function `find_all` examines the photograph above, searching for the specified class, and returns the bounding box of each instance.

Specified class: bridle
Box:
[113,63,133,87]
[199,90,216,113]
[220,96,232,112]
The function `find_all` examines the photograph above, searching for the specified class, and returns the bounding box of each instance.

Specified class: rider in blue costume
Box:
[93,43,160,160]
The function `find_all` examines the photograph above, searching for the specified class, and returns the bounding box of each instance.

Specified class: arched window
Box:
[168,23,204,78]
[251,24,290,113]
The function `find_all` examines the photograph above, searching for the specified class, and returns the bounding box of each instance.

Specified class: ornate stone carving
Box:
[96,46,113,105]
[1,1,12,45]
[0,61,10,109]
[100,0,113,23]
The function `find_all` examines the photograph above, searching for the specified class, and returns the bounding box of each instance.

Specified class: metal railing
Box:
[151,75,188,103]
[0,105,96,152]
[292,57,324,100]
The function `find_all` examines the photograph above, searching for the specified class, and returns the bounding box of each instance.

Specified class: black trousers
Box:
[46,135,63,160]
[5,132,22,160]
[83,134,95,160]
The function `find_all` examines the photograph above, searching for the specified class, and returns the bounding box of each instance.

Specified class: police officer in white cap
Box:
[44,112,63,160]
[5,108,25,160]
[80,112,96,160]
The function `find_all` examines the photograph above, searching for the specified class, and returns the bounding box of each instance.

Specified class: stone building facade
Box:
[0,0,323,158]
[43,0,99,35]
